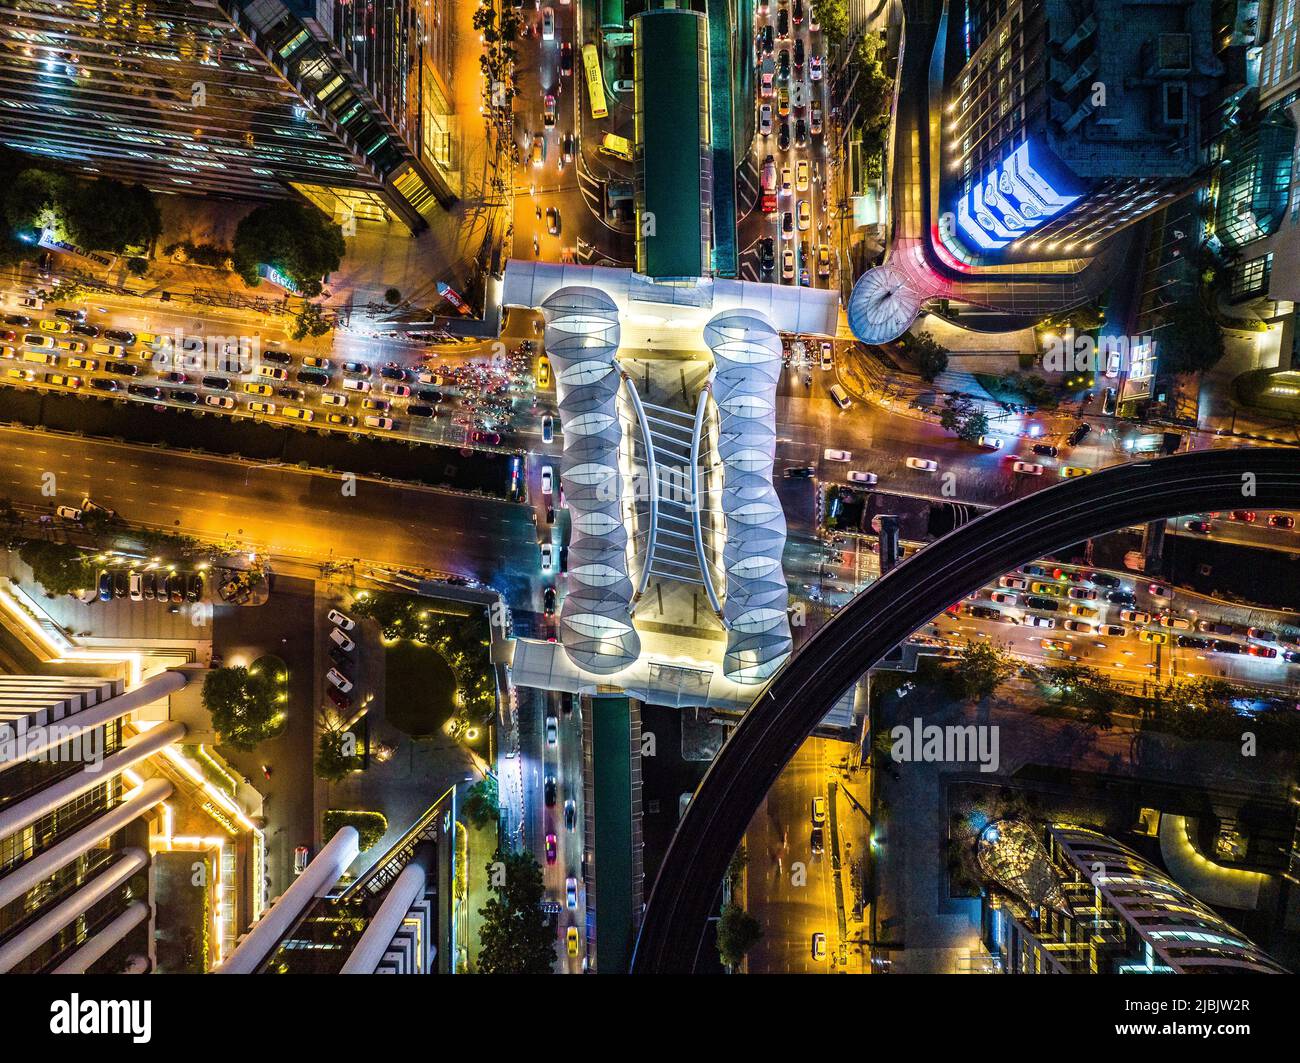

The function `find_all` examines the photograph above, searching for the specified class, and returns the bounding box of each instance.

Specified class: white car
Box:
[824,448,851,462]
[322,393,348,407]
[905,457,938,472]
[541,6,555,39]
[820,341,833,369]
[364,415,395,430]
[1013,461,1044,475]
[759,104,773,136]
[847,471,877,485]
[328,609,356,631]
[566,876,578,909]
[989,591,1017,605]
[1023,614,1056,629]
[976,436,1002,450]
[999,575,1029,590]
[545,715,559,745]
[1120,609,1152,625]
[329,626,355,652]
[343,377,372,392]
[541,543,554,572]
[541,464,554,496]
[326,668,354,694]
[205,394,235,409]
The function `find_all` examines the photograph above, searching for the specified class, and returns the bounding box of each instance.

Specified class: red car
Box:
[1268,514,1295,529]
[1246,644,1278,658]
[545,833,558,864]
[1230,510,1257,523]
[1185,520,1212,534]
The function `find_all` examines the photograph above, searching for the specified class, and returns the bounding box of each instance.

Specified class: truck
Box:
[760,155,778,215]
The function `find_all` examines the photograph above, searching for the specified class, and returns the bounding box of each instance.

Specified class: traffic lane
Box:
[631,450,1300,972]
[0,427,538,584]
[745,738,834,973]
[1168,513,1300,555]
[554,692,585,972]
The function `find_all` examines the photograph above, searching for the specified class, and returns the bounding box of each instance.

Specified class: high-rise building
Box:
[0,0,457,234]
[942,0,1223,260]
[0,671,189,974]
[981,824,1289,974]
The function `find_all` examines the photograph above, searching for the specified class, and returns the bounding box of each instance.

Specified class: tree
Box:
[462,776,500,828]
[939,394,988,442]
[290,301,331,341]
[948,638,1015,701]
[1036,663,1121,731]
[202,665,285,751]
[322,809,388,851]
[477,848,555,974]
[904,330,949,382]
[716,904,763,967]
[816,0,849,49]
[232,201,346,297]
[17,540,96,596]
[1159,302,1225,375]
[59,178,160,254]
[315,725,360,781]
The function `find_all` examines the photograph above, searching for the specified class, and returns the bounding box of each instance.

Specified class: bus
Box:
[582,43,608,120]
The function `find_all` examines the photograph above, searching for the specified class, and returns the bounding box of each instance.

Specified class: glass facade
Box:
[0,0,455,232]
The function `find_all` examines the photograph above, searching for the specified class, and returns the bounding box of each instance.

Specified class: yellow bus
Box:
[582,43,608,120]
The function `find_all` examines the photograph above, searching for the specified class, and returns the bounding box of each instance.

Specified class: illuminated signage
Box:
[954,142,1081,252]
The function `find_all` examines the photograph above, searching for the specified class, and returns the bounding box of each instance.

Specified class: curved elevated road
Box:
[631,447,1300,972]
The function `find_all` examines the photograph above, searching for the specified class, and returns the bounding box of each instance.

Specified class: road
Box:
[631,446,1300,972]
[0,425,541,606]
[744,736,836,973]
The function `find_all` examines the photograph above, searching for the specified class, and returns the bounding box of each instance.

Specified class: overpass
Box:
[630,447,1300,972]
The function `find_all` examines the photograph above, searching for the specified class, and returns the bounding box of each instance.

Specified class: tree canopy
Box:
[202,664,286,751]
[948,638,1016,701]
[477,848,555,974]
[902,330,949,382]
[463,776,500,829]
[18,540,97,597]
[232,202,346,297]
[939,394,989,443]
[717,904,763,967]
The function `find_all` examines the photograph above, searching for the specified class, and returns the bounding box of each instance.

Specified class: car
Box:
[110,569,128,598]
[824,448,851,462]
[781,209,794,239]
[277,386,304,401]
[301,356,330,371]
[1147,583,1171,599]
[1067,587,1097,601]
[284,406,314,422]
[777,7,789,36]
[810,53,823,80]
[544,832,557,864]
[1197,620,1234,636]
[185,573,203,602]
[543,93,557,127]
[540,541,555,573]
[784,465,814,479]
[342,377,372,394]
[537,356,551,389]
[545,714,558,745]
[1230,509,1257,522]
[204,394,235,409]
[45,373,81,389]
[1118,609,1150,626]
[797,200,811,230]
[326,667,353,693]
[847,471,878,486]
[1138,630,1168,645]
[1031,582,1062,597]
[793,0,804,22]
[779,245,796,281]
[1106,590,1136,608]
[1267,513,1295,528]
[1030,443,1059,458]
[1022,614,1056,629]
[1247,643,1278,658]
[1177,635,1212,650]
[1059,465,1090,478]
[810,97,823,134]
[342,361,371,376]
[810,795,827,825]
[988,590,1017,605]
[297,369,329,387]
[293,846,310,876]
[1184,519,1212,534]
[381,382,411,398]
[127,383,163,400]
[1068,604,1098,620]
[1024,596,1059,612]
[328,626,356,653]
[545,776,557,807]
[566,926,580,957]
[810,826,824,855]
[170,388,199,404]
[201,374,231,390]
[564,799,576,831]
[1010,461,1044,476]
[542,584,558,616]
[1063,619,1094,633]
[778,118,790,150]
[541,414,554,443]
[759,103,774,136]
[559,40,574,75]
[1067,423,1091,446]
[102,328,136,345]
[327,608,355,631]
[1041,639,1070,652]
[69,357,101,373]
[1247,627,1275,641]
[94,570,112,602]
[541,6,555,39]
[565,876,578,909]
[1159,614,1192,631]
[39,318,70,334]
[315,393,346,409]
[363,415,395,430]
[999,575,1029,590]
[261,349,292,365]
[972,435,1003,452]
[794,117,808,146]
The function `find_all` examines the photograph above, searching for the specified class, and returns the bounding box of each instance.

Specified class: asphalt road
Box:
[631,446,1300,972]
[0,425,540,606]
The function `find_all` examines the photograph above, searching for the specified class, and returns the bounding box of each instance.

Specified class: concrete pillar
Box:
[0,777,172,909]
[0,848,147,974]
[339,845,434,974]
[0,669,187,774]
[0,721,185,841]
[215,826,360,974]
[50,901,150,974]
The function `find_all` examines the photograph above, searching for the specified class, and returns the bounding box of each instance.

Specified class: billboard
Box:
[954,142,1081,253]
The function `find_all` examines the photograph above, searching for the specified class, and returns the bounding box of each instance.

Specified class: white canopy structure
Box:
[542,287,641,675]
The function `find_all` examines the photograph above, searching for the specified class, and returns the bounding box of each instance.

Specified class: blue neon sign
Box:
[955,142,1081,252]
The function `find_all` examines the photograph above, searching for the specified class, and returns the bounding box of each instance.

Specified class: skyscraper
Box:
[942,0,1222,260]
[0,0,457,234]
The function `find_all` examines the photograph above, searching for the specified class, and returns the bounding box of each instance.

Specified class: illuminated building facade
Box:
[0,0,457,234]
[943,0,1222,260]
[0,672,188,974]
[982,824,1288,974]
